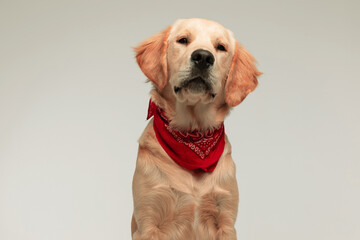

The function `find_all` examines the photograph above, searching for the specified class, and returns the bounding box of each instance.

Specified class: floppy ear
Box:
[134,26,171,90]
[225,41,262,107]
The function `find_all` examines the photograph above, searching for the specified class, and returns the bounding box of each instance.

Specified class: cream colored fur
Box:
[132,18,261,239]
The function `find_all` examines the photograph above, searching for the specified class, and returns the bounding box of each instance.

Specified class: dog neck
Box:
[150,85,230,131]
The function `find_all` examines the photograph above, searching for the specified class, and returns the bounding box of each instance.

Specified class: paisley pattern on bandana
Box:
[165,124,224,160]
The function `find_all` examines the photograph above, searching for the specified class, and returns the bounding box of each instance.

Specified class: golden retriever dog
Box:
[132,18,261,240]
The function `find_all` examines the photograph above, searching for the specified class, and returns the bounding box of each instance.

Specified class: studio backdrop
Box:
[0,0,359,239]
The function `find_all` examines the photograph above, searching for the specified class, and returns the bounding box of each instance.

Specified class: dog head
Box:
[135,18,261,107]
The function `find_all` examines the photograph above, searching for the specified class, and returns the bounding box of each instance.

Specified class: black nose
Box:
[191,49,215,70]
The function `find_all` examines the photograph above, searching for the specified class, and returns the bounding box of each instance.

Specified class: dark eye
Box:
[177,38,188,44]
[217,44,226,51]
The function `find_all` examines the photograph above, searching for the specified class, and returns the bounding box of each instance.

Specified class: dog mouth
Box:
[174,77,216,98]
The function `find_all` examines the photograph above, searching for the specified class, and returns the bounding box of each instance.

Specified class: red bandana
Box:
[147,100,225,172]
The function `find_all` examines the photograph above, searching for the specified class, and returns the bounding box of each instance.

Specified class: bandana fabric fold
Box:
[147,100,225,172]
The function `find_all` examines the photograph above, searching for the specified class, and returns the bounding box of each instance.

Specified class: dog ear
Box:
[134,27,171,90]
[225,42,262,107]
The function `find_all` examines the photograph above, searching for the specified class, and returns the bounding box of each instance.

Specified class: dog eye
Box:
[177,38,188,44]
[217,44,226,51]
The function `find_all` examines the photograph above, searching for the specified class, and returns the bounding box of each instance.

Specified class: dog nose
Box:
[191,49,215,70]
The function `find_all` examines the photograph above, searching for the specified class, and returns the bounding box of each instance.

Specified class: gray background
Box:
[0,0,359,239]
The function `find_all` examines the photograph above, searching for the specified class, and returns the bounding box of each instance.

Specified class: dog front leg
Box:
[132,186,196,240]
[196,188,238,240]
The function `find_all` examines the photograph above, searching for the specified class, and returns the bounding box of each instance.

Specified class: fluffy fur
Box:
[132,18,261,240]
